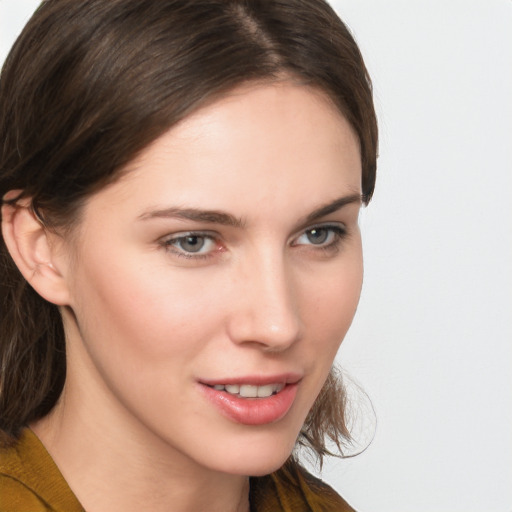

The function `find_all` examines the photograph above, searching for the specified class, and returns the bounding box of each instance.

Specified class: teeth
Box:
[211,383,285,398]
[274,383,285,393]
[240,385,258,398]
[257,384,275,398]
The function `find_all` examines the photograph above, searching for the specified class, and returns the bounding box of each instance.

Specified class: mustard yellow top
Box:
[0,430,83,512]
[0,429,354,511]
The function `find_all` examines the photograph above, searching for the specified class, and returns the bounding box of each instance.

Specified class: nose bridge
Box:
[228,245,303,350]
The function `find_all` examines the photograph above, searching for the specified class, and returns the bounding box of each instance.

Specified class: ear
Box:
[1,192,71,306]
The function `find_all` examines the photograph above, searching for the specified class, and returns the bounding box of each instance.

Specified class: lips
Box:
[199,374,301,425]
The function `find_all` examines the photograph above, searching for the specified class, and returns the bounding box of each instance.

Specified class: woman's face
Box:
[59,82,363,476]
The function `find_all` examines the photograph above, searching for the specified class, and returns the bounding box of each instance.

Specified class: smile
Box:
[208,383,285,398]
[200,381,299,425]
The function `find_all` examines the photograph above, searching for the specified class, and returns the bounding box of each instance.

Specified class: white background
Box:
[1,1,511,511]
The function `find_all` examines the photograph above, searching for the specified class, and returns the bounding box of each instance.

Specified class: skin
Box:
[21,82,363,512]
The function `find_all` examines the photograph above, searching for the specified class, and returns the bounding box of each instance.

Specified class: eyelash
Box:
[160,224,347,260]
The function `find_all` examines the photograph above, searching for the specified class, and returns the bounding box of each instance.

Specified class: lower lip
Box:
[199,383,298,425]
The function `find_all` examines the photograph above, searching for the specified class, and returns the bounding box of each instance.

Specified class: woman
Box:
[0,0,377,510]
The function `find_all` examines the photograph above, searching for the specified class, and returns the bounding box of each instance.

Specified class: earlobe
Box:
[1,193,71,306]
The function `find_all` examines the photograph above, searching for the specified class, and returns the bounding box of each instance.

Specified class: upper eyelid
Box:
[161,223,344,238]
[304,221,346,230]
[293,209,355,233]
[162,230,218,241]
[160,222,346,242]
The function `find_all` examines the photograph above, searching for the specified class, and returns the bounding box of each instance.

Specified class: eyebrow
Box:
[138,193,362,228]
[138,207,244,228]
[303,193,362,223]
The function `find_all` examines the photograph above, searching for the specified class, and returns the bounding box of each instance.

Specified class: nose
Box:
[226,251,303,351]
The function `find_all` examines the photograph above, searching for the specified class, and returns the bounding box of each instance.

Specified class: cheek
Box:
[68,246,236,374]
[66,254,233,427]
[285,249,363,426]
[278,248,362,412]
[69,251,220,367]
[301,251,363,353]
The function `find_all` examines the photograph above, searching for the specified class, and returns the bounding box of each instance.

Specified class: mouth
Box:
[199,375,301,425]
[205,383,285,398]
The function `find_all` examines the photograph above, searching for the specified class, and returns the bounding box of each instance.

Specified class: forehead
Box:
[83,82,362,224]
[158,81,358,156]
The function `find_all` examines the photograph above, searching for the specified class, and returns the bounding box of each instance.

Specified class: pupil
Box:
[181,236,204,252]
[307,228,328,244]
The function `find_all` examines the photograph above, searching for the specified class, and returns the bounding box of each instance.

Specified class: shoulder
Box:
[250,459,356,512]
[0,431,51,511]
[0,429,83,512]
[0,474,52,512]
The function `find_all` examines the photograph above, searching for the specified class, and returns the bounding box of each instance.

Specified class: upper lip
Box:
[199,373,302,387]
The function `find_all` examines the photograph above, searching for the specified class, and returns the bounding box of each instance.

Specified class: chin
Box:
[218,452,293,477]
[202,428,301,477]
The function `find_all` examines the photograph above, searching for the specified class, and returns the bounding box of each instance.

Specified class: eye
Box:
[293,224,346,248]
[162,232,217,258]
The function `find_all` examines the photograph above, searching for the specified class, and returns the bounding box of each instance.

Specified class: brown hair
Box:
[0,0,377,463]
